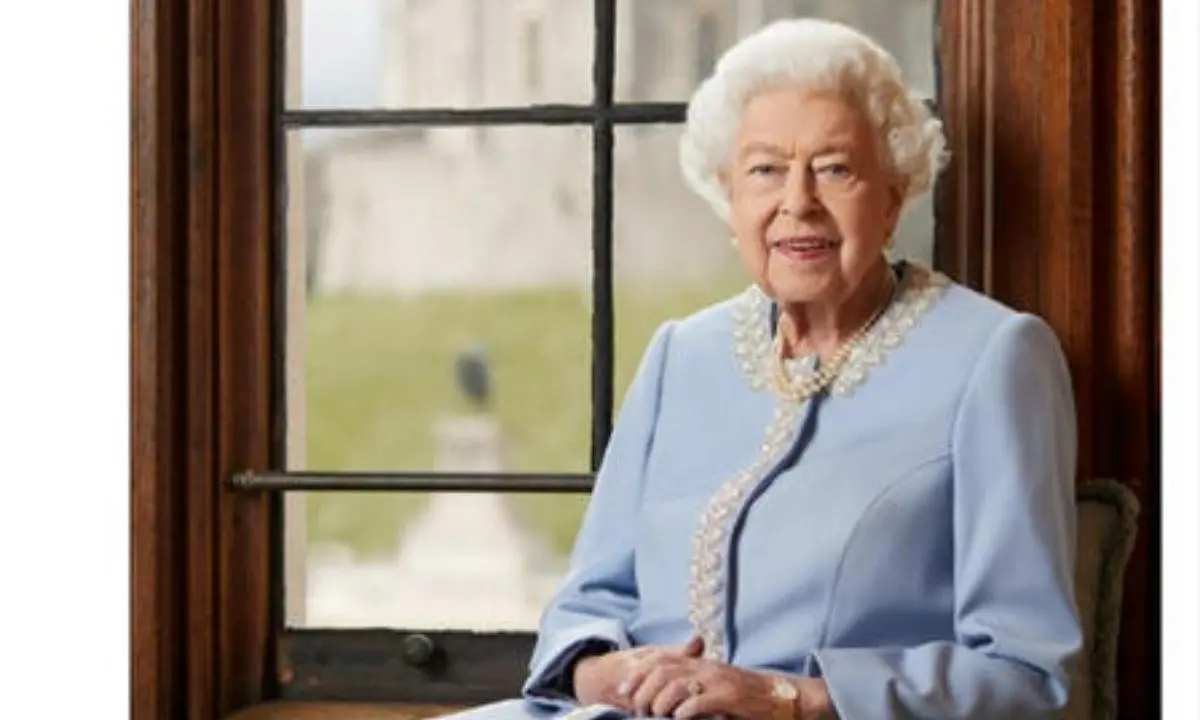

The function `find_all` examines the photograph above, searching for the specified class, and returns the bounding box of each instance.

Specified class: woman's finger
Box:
[631,666,675,717]
[617,648,687,700]
[651,676,702,718]
[672,686,720,720]
[616,653,652,700]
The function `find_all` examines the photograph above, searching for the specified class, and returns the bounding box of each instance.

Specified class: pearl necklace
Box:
[770,269,898,403]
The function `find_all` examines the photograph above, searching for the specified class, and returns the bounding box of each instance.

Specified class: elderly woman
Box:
[449,17,1081,720]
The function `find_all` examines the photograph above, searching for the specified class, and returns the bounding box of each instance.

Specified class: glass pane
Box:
[615,0,937,103]
[283,124,593,628]
[613,125,744,402]
[296,125,593,474]
[287,0,593,109]
[304,491,585,630]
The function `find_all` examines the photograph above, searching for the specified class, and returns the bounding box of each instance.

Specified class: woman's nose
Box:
[780,170,821,217]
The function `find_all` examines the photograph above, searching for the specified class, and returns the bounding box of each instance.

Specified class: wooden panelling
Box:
[934,0,990,291]
[132,1,278,717]
[228,702,464,720]
[938,1,1159,716]
[214,0,276,713]
[131,1,186,717]
[185,1,218,718]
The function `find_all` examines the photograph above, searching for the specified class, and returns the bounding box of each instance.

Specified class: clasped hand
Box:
[572,637,822,720]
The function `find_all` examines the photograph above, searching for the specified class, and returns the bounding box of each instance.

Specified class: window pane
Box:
[284,125,593,628]
[287,0,593,109]
[613,125,744,401]
[304,491,582,630]
[295,125,592,474]
[615,0,937,103]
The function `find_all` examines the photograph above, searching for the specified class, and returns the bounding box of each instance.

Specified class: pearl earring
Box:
[730,236,738,247]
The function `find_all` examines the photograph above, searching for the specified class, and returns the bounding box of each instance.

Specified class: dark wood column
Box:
[938,1,1160,716]
[132,1,277,717]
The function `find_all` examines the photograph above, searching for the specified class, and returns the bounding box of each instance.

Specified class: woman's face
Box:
[724,87,903,309]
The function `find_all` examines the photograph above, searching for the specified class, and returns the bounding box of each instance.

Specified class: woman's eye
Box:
[749,164,780,176]
[817,163,852,179]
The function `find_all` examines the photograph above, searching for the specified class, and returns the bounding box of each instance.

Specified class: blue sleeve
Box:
[812,313,1083,719]
[521,322,675,709]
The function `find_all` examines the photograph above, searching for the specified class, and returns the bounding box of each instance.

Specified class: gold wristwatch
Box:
[770,677,799,720]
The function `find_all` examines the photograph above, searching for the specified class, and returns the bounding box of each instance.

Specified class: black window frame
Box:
[243,0,945,704]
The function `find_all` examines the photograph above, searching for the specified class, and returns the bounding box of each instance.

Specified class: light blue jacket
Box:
[453,264,1081,720]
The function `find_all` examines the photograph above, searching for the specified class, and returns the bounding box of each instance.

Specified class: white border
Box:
[0,3,129,717]
[1161,0,1200,717]
[0,3,1190,718]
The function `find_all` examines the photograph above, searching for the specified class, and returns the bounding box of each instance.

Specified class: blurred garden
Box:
[303,277,746,561]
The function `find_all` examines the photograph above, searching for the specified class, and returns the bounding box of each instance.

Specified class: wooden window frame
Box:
[131,1,1160,718]
[132,2,275,717]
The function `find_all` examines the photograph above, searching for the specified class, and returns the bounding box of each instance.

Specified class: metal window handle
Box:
[402,633,437,667]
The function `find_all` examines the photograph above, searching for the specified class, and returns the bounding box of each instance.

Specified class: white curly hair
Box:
[679,18,949,225]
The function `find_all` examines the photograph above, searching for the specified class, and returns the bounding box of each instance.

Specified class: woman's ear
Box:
[717,166,737,220]
[717,166,732,195]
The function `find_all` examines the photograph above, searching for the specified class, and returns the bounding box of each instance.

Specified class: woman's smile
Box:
[770,235,841,263]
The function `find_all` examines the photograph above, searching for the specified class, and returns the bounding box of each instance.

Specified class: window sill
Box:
[227,701,467,720]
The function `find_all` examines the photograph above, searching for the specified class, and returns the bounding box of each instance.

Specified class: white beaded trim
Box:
[828,266,949,395]
[731,263,950,399]
[688,400,804,660]
[730,286,776,393]
[687,263,949,659]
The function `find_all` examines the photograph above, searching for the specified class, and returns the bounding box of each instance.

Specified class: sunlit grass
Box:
[303,277,746,558]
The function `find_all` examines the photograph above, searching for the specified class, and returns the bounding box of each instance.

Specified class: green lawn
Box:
[304,278,745,559]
